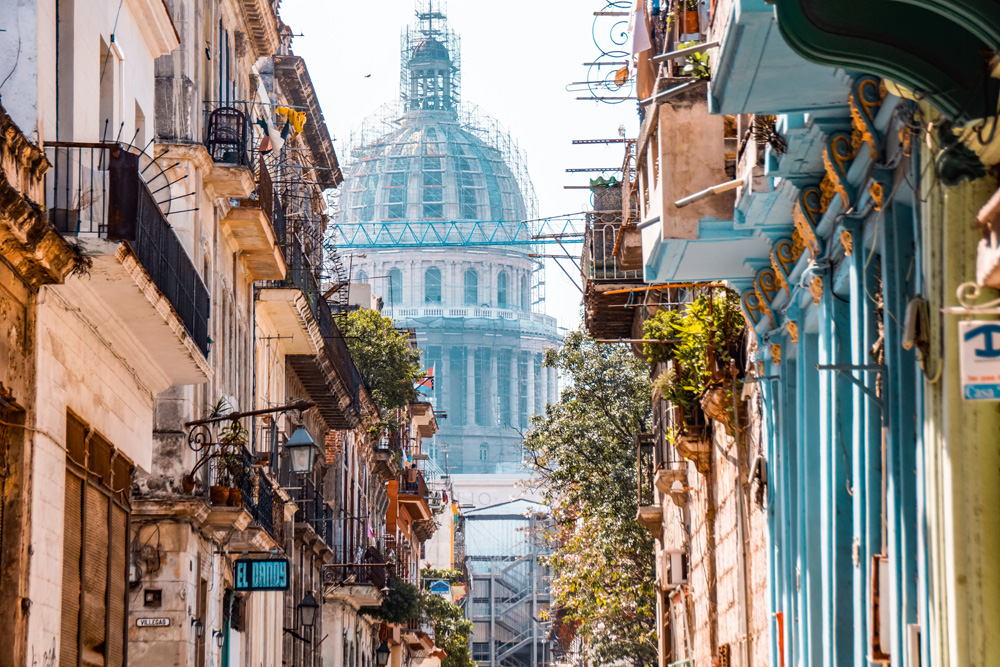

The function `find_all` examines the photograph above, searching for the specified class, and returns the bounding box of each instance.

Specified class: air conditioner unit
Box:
[662,549,688,587]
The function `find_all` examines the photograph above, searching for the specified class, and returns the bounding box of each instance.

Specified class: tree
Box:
[523,330,656,667]
[420,588,475,667]
[344,309,422,413]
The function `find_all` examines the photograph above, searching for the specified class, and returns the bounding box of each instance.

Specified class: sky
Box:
[279,0,637,332]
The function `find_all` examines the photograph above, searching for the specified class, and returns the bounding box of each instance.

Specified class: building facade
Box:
[336,1,561,475]
[602,1,1000,666]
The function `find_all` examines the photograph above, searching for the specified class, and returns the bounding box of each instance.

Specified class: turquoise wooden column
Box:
[798,330,823,667]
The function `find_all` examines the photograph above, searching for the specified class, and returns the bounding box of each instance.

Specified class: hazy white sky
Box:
[279,0,636,332]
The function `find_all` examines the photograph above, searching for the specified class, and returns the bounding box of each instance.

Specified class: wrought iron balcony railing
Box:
[204,102,253,167]
[45,142,210,355]
[294,475,334,546]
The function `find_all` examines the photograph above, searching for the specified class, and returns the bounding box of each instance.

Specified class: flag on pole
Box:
[414,365,434,392]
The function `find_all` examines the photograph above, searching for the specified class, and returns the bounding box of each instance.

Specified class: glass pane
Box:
[423,187,443,203]
[423,203,443,219]
[425,268,442,303]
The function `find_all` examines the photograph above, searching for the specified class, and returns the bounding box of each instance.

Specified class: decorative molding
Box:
[770,344,782,365]
[821,132,856,210]
[810,275,824,305]
[792,186,825,259]
[771,238,797,295]
[786,321,799,343]
[840,230,854,257]
[869,181,884,211]
[848,76,885,161]
[742,289,771,329]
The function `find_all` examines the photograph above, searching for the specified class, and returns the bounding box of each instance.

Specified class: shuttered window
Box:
[60,414,133,667]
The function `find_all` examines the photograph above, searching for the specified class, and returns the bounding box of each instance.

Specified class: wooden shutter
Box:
[61,473,83,667]
[81,485,109,665]
[107,505,127,667]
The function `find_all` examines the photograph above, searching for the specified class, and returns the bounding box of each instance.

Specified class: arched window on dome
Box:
[521,275,529,310]
[357,270,368,284]
[425,267,442,303]
[388,268,402,305]
[497,271,509,309]
[464,269,479,305]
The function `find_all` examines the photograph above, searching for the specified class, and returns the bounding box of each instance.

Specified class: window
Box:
[356,270,368,284]
[425,267,442,303]
[480,443,488,461]
[423,203,443,218]
[388,268,403,304]
[521,275,530,310]
[61,414,133,667]
[497,271,509,309]
[534,354,545,415]
[497,349,512,425]
[518,352,529,428]
[464,268,479,305]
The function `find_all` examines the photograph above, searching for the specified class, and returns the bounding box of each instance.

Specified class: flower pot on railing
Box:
[182,474,197,495]
[227,488,243,506]
[682,9,699,34]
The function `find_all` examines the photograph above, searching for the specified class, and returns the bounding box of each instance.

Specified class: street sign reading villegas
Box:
[234,558,289,592]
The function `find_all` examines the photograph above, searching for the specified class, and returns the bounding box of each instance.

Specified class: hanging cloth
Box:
[275,106,307,136]
[629,0,652,57]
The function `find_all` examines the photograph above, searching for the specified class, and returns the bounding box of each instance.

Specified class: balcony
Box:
[636,83,775,286]
[45,143,210,387]
[581,206,645,339]
[258,235,364,429]
[293,475,334,547]
[203,102,256,198]
[373,434,404,483]
[323,538,389,607]
[410,400,437,439]
[397,471,433,523]
[221,156,285,280]
[635,433,662,538]
[706,0,851,114]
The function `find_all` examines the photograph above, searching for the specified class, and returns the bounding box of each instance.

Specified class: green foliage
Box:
[362,578,423,624]
[678,40,711,79]
[345,309,422,414]
[642,290,744,421]
[421,568,465,584]
[420,590,475,667]
[523,331,656,667]
[589,175,619,189]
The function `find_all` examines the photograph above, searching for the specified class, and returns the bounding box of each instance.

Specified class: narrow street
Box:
[0,1,998,666]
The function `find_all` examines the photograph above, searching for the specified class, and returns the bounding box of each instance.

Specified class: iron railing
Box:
[45,142,210,355]
[294,475,334,546]
[197,445,278,538]
[583,210,644,283]
[400,470,428,498]
[204,102,253,167]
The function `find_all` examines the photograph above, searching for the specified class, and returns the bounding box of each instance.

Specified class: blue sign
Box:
[429,580,450,595]
[234,559,289,592]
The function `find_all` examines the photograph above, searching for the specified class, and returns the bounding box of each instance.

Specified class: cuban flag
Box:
[414,365,434,393]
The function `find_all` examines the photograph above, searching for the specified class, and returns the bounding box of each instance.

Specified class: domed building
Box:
[338,1,560,475]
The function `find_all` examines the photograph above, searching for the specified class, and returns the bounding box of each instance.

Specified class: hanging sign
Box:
[959,321,1000,400]
[233,558,289,592]
[429,580,450,596]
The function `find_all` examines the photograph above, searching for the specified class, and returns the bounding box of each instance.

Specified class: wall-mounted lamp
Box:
[286,426,319,474]
[213,629,225,648]
[191,618,204,638]
[298,590,320,628]
[376,642,391,667]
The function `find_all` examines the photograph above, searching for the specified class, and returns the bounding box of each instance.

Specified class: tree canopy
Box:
[524,331,657,667]
[344,309,422,413]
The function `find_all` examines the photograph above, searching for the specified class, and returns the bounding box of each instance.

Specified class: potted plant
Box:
[211,455,231,505]
[681,0,700,35]
[224,449,245,506]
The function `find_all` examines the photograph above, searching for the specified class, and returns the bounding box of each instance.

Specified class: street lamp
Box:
[286,427,318,474]
[376,642,391,667]
[213,630,225,648]
[298,590,320,629]
[191,618,204,637]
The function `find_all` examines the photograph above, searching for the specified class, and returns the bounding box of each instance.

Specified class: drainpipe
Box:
[733,373,753,667]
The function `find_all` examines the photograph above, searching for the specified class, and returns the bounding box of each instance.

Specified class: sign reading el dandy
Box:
[234,558,289,591]
[959,321,1000,400]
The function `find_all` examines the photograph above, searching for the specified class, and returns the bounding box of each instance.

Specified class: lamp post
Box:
[298,590,320,629]
[286,426,319,474]
[376,642,391,667]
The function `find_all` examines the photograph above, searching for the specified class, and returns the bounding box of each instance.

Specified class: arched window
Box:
[388,268,402,304]
[425,267,442,303]
[357,269,368,284]
[521,275,529,310]
[497,271,509,309]
[464,268,479,305]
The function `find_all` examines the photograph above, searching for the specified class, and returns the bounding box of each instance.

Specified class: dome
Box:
[339,114,531,249]
[411,38,450,62]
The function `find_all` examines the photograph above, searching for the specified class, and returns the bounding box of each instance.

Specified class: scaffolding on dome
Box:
[401,0,462,113]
